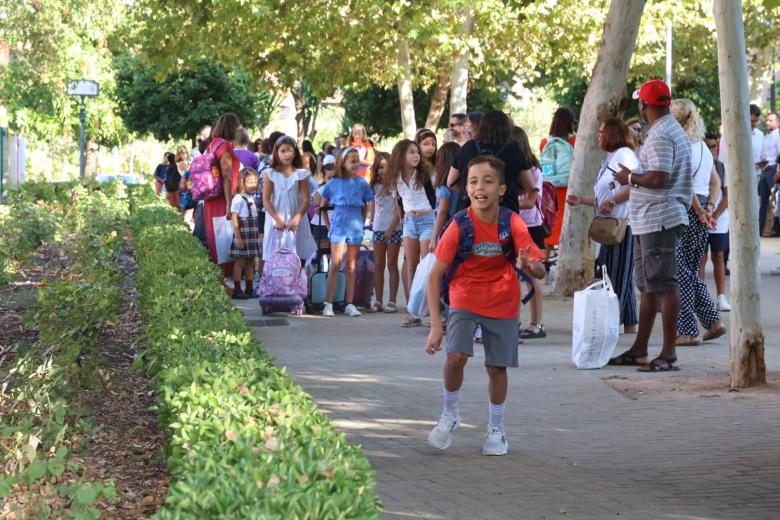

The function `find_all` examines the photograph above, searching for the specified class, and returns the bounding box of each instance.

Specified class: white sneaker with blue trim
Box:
[482,426,508,456]
[427,413,460,450]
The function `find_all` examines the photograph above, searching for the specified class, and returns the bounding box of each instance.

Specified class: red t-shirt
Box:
[435,208,545,319]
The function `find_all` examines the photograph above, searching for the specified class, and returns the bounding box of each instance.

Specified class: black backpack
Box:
[164,164,182,192]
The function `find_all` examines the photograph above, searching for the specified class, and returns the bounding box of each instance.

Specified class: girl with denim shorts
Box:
[368,152,402,313]
[319,147,374,318]
[390,139,436,327]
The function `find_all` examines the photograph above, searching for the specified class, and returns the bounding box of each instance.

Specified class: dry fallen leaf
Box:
[319,468,334,479]
[237,384,251,396]
[255,480,264,489]
[264,437,279,452]
[298,475,309,485]
[267,475,280,488]
[225,431,238,442]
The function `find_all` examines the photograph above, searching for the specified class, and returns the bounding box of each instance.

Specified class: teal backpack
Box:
[540,136,574,188]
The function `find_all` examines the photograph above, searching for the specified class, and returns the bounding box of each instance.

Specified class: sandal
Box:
[608,351,650,366]
[384,302,398,314]
[519,323,547,339]
[402,315,422,328]
[367,302,383,313]
[702,321,726,342]
[675,335,702,346]
[637,356,680,372]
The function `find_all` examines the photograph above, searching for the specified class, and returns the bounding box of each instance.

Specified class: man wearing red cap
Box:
[610,79,693,372]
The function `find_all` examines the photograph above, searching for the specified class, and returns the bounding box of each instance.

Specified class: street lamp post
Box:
[66,80,99,179]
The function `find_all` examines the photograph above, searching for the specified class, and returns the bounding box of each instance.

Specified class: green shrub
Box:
[129,193,381,519]
[0,185,127,517]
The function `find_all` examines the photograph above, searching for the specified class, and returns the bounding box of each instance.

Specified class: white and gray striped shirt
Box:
[628,114,692,236]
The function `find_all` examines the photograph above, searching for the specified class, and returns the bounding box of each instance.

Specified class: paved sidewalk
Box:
[235,240,780,520]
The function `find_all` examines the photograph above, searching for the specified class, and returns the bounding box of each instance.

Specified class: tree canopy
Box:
[113,56,265,143]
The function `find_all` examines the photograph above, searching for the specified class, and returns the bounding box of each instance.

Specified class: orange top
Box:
[435,208,544,319]
[540,134,577,154]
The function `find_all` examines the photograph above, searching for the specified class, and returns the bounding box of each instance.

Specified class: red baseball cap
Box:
[632,80,672,106]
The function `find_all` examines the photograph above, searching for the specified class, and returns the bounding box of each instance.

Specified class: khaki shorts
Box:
[446,309,519,367]
[633,225,684,293]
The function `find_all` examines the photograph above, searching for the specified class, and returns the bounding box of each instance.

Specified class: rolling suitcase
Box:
[352,245,375,309]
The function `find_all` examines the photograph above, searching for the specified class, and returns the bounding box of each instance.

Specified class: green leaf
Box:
[0,478,13,498]
[27,461,47,481]
[75,484,100,506]
[102,483,118,501]
[48,458,66,477]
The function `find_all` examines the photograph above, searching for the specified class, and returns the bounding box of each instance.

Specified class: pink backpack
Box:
[260,247,307,298]
[190,139,227,201]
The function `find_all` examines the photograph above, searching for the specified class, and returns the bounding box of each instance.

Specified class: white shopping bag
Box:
[212,216,234,265]
[571,266,620,369]
[408,253,437,318]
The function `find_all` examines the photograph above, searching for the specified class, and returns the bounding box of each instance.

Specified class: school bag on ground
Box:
[440,207,535,306]
[258,231,307,315]
[540,136,574,188]
[351,246,375,309]
[190,139,228,201]
[571,266,619,369]
[537,181,558,237]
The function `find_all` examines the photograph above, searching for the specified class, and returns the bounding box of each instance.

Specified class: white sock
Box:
[443,388,460,418]
[488,401,506,433]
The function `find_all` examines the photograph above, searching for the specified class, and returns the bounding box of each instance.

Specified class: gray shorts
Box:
[446,309,519,367]
[633,225,684,293]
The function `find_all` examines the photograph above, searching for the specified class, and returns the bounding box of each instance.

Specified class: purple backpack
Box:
[260,246,307,298]
[190,139,227,201]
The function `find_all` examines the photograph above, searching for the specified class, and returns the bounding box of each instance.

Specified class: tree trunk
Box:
[552,0,646,296]
[397,37,417,139]
[425,72,451,131]
[308,104,320,140]
[449,10,476,115]
[713,0,766,388]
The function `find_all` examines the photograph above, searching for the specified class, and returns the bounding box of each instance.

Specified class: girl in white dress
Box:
[261,136,316,262]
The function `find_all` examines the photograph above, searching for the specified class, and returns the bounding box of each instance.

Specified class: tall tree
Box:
[713,0,766,388]
[113,56,265,143]
[553,0,647,296]
[449,10,476,115]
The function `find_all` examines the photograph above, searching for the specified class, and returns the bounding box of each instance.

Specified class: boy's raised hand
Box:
[425,328,443,355]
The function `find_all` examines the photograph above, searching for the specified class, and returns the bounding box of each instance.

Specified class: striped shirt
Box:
[628,114,692,235]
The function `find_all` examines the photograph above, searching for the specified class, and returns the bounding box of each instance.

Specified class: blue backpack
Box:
[441,207,535,306]
[540,136,574,188]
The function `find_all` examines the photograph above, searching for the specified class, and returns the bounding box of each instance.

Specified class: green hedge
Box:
[128,188,381,519]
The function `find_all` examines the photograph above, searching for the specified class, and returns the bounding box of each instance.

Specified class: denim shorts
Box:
[402,213,435,241]
[329,207,365,245]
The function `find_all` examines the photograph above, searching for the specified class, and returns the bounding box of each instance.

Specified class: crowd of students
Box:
[150,80,780,456]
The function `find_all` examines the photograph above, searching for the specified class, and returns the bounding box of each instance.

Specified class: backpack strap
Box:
[240,194,253,219]
[498,207,535,305]
[441,210,474,305]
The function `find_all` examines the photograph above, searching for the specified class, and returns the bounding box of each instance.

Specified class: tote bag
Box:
[571,266,620,369]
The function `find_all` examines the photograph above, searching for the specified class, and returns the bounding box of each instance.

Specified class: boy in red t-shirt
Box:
[425,156,545,456]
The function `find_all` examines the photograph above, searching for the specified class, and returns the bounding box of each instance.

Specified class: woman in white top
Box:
[567,118,639,331]
[670,99,724,346]
[391,139,435,327]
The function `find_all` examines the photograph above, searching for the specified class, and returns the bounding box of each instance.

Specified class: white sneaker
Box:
[473,325,483,343]
[344,304,362,317]
[717,294,731,312]
[427,413,460,450]
[482,426,509,456]
[322,302,335,317]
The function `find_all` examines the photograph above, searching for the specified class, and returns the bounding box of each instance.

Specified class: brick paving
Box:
[236,239,780,520]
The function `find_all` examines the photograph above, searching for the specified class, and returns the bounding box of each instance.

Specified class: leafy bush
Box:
[129,188,381,519]
[0,184,126,517]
